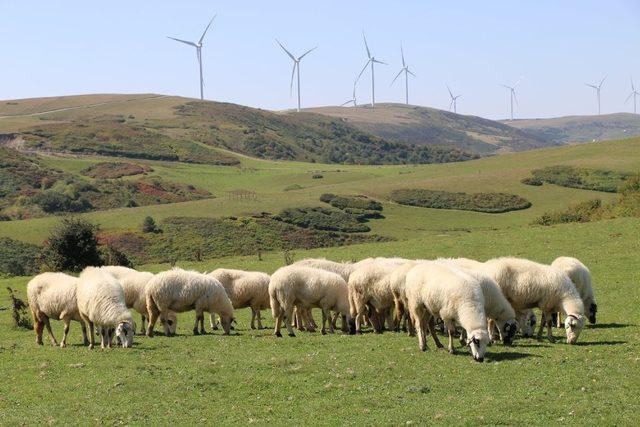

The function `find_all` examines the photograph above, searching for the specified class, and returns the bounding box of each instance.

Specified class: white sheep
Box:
[437,258,518,345]
[99,265,138,279]
[269,265,354,337]
[27,272,89,348]
[405,261,490,362]
[483,257,586,344]
[118,271,177,335]
[208,268,270,330]
[551,256,597,324]
[145,268,234,337]
[77,267,136,349]
[348,258,410,334]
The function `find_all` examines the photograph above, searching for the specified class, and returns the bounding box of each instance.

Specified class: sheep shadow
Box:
[509,343,552,348]
[488,351,540,362]
[575,340,627,346]
[588,323,633,329]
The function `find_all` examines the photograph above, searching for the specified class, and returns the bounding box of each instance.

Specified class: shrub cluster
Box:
[523,165,631,192]
[389,189,532,213]
[275,207,371,233]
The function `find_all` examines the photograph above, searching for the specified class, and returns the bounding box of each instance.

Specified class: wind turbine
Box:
[391,45,416,105]
[625,77,639,114]
[167,14,217,100]
[341,81,358,107]
[501,80,520,121]
[357,31,387,108]
[276,40,317,112]
[586,76,606,115]
[446,85,462,114]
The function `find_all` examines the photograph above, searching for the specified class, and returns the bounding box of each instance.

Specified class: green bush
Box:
[533,199,602,226]
[526,165,631,193]
[275,207,370,232]
[142,216,159,233]
[42,217,103,272]
[320,193,383,211]
[389,189,531,213]
[521,177,543,186]
[0,237,41,276]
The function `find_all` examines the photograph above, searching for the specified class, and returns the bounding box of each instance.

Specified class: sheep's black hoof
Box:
[275,331,282,338]
[321,330,327,335]
[448,348,456,355]
[355,330,362,335]
[288,333,296,337]
[193,329,200,335]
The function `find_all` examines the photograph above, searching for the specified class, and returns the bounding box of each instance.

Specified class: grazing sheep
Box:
[292,258,354,281]
[77,267,135,349]
[405,261,490,362]
[118,271,177,335]
[386,260,429,335]
[208,268,270,330]
[551,257,597,324]
[437,258,518,345]
[99,265,138,280]
[483,257,586,344]
[269,265,354,337]
[348,258,410,334]
[27,272,89,347]
[518,310,538,337]
[145,268,234,337]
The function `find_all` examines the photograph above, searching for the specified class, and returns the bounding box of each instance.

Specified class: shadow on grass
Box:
[588,323,633,329]
[575,340,627,346]
[509,343,552,348]
[489,351,540,361]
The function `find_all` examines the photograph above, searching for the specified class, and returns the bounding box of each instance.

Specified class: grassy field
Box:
[0,134,639,424]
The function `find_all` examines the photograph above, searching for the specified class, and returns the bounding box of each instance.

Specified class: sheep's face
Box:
[588,302,597,324]
[116,321,135,348]
[501,319,518,345]
[519,312,536,337]
[565,315,585,344]
[468,329,490,362]
[166,314,178,335]
[220,315,233,335]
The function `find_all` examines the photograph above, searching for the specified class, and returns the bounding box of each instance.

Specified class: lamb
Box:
[145,268,234,337]
[269,265,355,337]
[208,268,270,330]
[437,258,518,345]
[551,257,597,324]
[77,267,136,349]
[118,271,177,335]
[483,257,586,344]
[405,261,490,362]
[348,258,410,334]
[27,272,89,347]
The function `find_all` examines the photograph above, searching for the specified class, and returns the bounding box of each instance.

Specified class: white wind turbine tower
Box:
[586,76,606,115]
[167,14,217,100]
[358,31,387,108]
[276,40,317,112]
[625,77,639,114]
[391,45,416,105]
[501,80,520,121]
[446,85,462,114]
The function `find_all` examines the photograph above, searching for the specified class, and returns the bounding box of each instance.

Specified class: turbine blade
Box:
[391,69,404,86]
[449,99,454,110]
[373,59,387,65]
[401,44,406,67]
[276,39,296,61]
[631,76,635,92]
[298,46,317,60]
[447,85,454,99]
[500,84,512,90]
[356,60,371,81]
[513,79,521,88]
[167,36,197,47]
[198,14,217,44]
[362,31,371,58]
[513,91,519,106]
[407,69,416,77]
[625,92,635,103]
[340,99,354,107]
[586,83,598,90]
[289,63,297,96]
[599,75,607,88]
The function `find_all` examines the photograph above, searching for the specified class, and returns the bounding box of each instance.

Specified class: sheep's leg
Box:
[331,312,340,330]
[274,312,284,337]
[256,310,264,329]
[210,313,219,330]
[303,309,316,332]
[146,304,160,338]
[459,329,467,347]
[34,318,44,345]
[192,311,202,335]
[417,314,429,352]
[445,320,457,354]
[284,307,296,337]
[140,315,147,335]
[556,312,563,329]
[87,321,95,349]
[427,317,444,348]
[307,309,317,329]
[249,309,256,330]
[546,313,556,343]
[199,314,206,335]
[487,318,497,343]
[60,318,71,348]
[79,321,89,346]
[42,317,58,346]
[536,312,546,340]
[407,312,416,337]
[321,309,328,335]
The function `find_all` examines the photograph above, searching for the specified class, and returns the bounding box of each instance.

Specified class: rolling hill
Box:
[305,103,554,154]
[503,113,640,144]
[0,94,475,166]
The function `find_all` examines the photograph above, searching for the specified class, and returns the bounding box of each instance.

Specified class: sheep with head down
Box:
[269,265,355,337]
[405,261,490,362]
[483,257,586,344]
[27,272,89,347]
[77,267,136,349]
[551,256,597,325]
[145,268,234,337]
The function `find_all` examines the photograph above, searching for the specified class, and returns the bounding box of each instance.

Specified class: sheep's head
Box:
[467,329,490,362]
[220,315,233,335]
[519,312,536,337]
[588,302,597,324]
[165,313,178,335]
[116,321,135,348]
[565,314,585,344]
[501,319,518,345]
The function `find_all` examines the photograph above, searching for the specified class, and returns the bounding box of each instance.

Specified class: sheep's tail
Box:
[269,288,282,320]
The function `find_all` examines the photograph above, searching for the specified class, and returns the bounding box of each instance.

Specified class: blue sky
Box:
[2,1,639,119]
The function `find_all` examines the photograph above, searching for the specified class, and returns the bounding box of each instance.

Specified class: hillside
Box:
[504,113,640,144]
[0,94,474,166]
[305,103,553,154]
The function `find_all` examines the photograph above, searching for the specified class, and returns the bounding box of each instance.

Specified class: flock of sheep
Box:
[26,255,596,362]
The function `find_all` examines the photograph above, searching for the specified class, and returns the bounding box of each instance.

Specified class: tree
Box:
[43,217,103,272]
[142,216,159,233]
